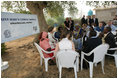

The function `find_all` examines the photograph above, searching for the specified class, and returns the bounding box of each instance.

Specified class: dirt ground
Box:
[1,35,117,78]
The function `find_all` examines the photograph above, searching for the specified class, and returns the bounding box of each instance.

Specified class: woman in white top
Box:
[48,27,57,49]
[54,28,75,56]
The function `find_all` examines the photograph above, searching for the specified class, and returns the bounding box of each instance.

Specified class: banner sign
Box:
[1,12,40,43]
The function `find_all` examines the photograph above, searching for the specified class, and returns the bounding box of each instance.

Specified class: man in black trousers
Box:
[91,15,99,26]
[81,15,86,26]
[69,17,74,32]
[85,16,92,27]
[82,30,102,69]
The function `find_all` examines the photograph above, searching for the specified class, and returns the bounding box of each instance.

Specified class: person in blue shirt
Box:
[54,23,58,27]
[105,20,117,31]
[54,26,63,41]
[95,22,104,32]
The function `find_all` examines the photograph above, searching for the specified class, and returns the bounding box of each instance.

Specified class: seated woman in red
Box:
[39,32,55,65]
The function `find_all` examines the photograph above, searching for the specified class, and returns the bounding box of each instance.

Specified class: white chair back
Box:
[96,31,100,37]
[111,31,117,35]
[34,42,44,58]
[57,50,79,68]
[90,44,109,63]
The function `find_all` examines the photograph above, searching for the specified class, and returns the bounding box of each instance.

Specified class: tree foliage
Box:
[30,1,78,17]
[1,1,31,14]
[1,1,78,17]
[47,18,55,26]
[86,1,117,8]
[46,15,65,27]
[56,15,65,26]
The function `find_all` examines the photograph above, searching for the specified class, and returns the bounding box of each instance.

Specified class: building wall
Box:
[95,7,117,23]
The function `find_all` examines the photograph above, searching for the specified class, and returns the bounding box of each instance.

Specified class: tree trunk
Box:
[26,1,48,32]
[26,1,48,43]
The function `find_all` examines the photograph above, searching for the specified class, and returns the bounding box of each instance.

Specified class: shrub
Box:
[1,43,6,55]
[47,18,55,26]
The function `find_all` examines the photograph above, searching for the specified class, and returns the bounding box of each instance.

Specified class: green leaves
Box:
[1,1,78,18]
[47,18,55,26]
[86,1,117,8]
[38,1,77,18]
[1,1,30,14]
[1,43,7,55]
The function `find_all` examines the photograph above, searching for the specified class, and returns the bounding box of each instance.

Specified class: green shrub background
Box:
[1,43,6,55]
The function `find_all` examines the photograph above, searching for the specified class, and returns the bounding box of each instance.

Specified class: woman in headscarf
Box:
[73,25,83,52]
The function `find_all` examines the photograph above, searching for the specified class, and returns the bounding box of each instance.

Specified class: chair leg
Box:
[76,57,79,72]
[114,55,117,68]
[44,59,48,72]
[81,53,84,70]
[56,58,59,69]
[59,66,62,78]
[101,59,105,74]
[74,66,77,78]
[40,57,42,66]
[89,62,93,78]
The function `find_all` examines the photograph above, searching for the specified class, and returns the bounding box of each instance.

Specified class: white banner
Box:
[1,12,40,43]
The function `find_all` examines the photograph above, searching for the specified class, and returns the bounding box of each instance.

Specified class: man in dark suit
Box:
[83,30,102,62]
[82,30,102,69]
[85,16,92,27]
[81,15,86,26]
[91,15,99,26]
[104,27,117,54]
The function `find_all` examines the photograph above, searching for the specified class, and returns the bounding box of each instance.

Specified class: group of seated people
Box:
[73,20,117,51]
[38,19,117,68]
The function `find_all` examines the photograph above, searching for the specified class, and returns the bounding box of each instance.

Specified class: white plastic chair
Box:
[34,42,55,72]
[56,50,79,78]
[96,31,100,37]
[81,44,109,78]
[111,31,117,35]
[106,48,117,68]
[1,58,9,71]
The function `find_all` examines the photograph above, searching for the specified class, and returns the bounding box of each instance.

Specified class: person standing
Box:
[91,15,99,26]
[69,17,74,32]
[64,17,70,30]
[81,15,86,26]
[85,16,92,27]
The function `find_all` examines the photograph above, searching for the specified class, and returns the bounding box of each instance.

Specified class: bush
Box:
[1,43,6,55]
[56,16,65,26]
[47,18,55,26]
